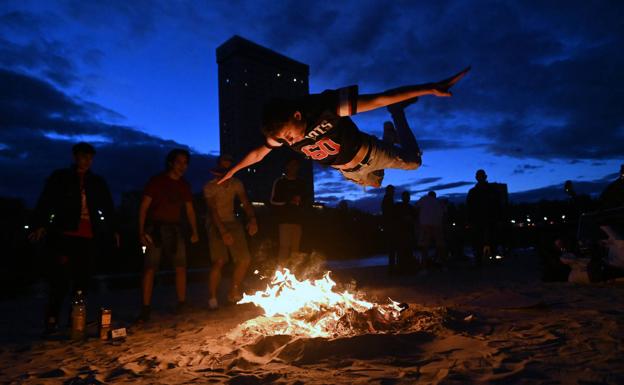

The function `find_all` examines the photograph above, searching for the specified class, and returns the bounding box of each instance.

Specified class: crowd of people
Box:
[380,168,507,273]
[28,141,314,332]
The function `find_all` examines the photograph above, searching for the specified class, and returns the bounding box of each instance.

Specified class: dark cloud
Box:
[0,37,79,87]
[0,69,216,205]
[247,1,624,162]
[512,163,544,175]
[64,1,162,41]
[415,181,474,194]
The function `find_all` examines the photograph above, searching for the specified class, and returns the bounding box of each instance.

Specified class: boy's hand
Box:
[217,170,234,185]
[28,227,46,242]
[140,232,153,246]
[433,66,471,97]
[222,232,234,246]
[190,231,199,243]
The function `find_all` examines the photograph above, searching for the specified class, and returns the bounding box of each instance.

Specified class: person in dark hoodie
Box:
[30,142,117,333]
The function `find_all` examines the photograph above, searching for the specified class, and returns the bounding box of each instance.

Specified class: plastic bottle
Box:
[71,290,86,340]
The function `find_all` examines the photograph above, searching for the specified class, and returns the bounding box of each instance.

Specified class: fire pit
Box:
[226,268,450,343]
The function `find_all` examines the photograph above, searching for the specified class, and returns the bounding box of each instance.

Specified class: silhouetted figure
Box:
[137,149,199,323]
[563,180,593,222]
[416,191,447,267]
[218,67,470,188]
[466,169,500,265]
[540,180,594,282]
[395,191,417,270]
[270,158,308,264]
[599,165,624,210]
[381,185,398,270]
[204,154,257,310]
[30,142,117,333]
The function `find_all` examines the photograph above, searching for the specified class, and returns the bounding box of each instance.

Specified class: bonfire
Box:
[231,268,405,339]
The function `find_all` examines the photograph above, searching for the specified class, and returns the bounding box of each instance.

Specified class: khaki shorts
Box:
[208,221,251,264]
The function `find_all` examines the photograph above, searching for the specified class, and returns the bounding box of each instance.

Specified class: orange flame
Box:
[236,268,402,338]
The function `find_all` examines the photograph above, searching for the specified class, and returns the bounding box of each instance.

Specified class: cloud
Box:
[512,163,544,175]
[0,69,216,205]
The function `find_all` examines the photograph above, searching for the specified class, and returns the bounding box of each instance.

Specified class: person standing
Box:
[137,149,199,322]
[466,169,500,266]
[270,158,307,265]
[30,142,117,333]
[599,165,624,210]
[395,191,417,270]
[381,185,398,271]
[415,191,447,267]
[204,155,257,309]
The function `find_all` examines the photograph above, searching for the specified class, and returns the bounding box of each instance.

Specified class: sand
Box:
[1,250,623,384]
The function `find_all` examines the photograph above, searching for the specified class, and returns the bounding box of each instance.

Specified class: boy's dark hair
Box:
[261,98,302,138]
[166,148,190,170]
[72,142,96,155]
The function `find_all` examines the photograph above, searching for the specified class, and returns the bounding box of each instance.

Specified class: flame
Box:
[236,268,402,338]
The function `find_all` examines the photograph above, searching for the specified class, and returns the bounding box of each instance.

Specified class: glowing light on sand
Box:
[237,268,402,337]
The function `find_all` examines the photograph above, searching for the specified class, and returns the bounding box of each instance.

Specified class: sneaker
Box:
[208,298,219,310]
[135,305,151,324]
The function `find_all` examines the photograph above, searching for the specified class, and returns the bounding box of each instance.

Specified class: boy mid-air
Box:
[219,67,470,188]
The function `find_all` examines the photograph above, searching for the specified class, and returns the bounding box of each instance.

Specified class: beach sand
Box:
[1,250,623,384]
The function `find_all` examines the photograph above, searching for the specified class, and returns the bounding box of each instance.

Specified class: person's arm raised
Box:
[356,66,470,113]
[218,144,274,184]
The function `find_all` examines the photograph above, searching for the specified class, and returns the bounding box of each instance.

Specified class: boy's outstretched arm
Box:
[218,144,273,184]
[356,66,470,113]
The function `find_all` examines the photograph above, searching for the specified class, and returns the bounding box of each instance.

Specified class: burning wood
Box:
[233,268,404,338]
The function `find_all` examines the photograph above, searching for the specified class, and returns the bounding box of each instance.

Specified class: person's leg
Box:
[341,136,422,187]
[472,225,484,266]
[228,222,251,301]
[172,231,187,304]
[419,226,431,266]
[208,224,228,307]
[433,225,447,264]
[71,237,95,296]
[141,243,162,306]
[45,236,70,329]
[291,224,302,254]
[141,268,156,306]
[277,223,290,264]
[208,259,225,306]
[387,97,421,158]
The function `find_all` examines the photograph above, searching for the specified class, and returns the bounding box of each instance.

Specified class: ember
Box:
[234,268,403,338]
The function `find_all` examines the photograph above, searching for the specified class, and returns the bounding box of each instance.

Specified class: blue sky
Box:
[1,0,622,211]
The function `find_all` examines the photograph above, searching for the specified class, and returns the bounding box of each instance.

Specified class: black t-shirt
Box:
[288,86,363,166]
[270,176,307,224]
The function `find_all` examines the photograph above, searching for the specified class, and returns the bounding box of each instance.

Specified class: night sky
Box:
[1,0,622,212]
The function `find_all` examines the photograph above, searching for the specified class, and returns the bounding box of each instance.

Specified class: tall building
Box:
[216,35,313,202]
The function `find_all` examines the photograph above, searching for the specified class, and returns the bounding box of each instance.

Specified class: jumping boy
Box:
[218,67,470,188]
